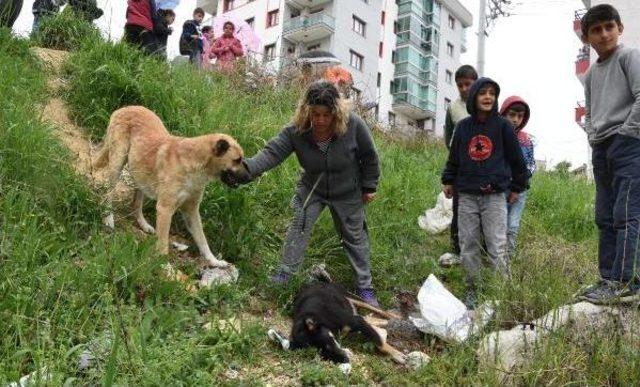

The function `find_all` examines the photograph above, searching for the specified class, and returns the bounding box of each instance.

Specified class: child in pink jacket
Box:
[210,21,243,72]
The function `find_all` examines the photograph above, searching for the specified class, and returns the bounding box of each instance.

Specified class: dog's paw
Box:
[139,223,155,234]
[171,241,189,252]
[338,363,352,375]
[207,257,230,268]
[102,214,115,230]
[392,352,407,365]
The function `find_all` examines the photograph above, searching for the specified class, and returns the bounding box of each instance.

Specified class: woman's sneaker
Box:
[356,287,380,308]
[577,279,616,303]
[270,271,291,285]
[579,280,640,304]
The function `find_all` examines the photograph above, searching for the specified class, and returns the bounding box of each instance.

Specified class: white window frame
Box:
[349,50,363,71]
[352,15,366,37]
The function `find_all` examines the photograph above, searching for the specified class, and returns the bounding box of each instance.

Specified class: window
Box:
[264,43,276,62]
[352,15,366,36]
[378,42,383,57]
[444,97,451,110]
[448,15,455,29]
[390,81,394,94]
[445,70,453,84]
[391,50,396,63]
[223,0,234,12]
[381,10,385,25]
[388,112,396,126]
[307,44,320,51]
[416,119,425,130]
[376,72,381,87]
[266,9,279,28]
[349,50,363,71]
[245,17,255,28]
[447,42,454,57]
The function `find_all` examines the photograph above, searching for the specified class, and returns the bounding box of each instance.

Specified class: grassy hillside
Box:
[1,23,637,385]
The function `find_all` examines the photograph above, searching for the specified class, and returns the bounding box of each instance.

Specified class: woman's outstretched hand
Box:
[362,192,376,204]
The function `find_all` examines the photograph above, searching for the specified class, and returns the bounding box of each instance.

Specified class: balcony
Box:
[574,9,587,39]
[392,93,436,120]
[575,101,586,130]
[283,13,335,43]
[575,47,590,83]
[285,0,332,8]
[396,31,439,54]
[394,62,437,84]
[196,0,217,15]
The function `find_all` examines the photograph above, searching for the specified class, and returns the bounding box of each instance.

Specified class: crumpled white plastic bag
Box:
[409,274,497,343]
[417,192,453,234]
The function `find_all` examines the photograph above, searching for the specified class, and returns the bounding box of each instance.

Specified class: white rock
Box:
[338,363,352,375]
[438,252,461,267]
[406,351,431,369]
[199,265,239,287]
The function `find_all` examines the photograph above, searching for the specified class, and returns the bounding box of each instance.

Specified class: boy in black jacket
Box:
[153,8,175,60]
[180,7,204,65]
[441,77,529,307]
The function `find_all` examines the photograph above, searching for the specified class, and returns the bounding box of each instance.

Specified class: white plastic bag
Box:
[409,274,497,343]
[417,192,453,234]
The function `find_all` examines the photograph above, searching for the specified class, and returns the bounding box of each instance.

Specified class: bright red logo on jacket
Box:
[468,135,493,161]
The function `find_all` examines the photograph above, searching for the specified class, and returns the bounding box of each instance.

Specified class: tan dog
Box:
[93,106,250,267]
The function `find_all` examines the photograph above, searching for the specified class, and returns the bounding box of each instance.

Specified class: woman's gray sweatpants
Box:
[458,192,510,286]
[280,191,373,289]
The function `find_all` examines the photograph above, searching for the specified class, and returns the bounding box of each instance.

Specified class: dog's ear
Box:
[305,317,316,332]
[214,138,230,157]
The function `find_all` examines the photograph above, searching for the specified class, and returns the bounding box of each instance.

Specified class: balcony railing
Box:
[393,92,436,116]
[574,9,587,38]
[283,13,335,34]
[394,62,437,84]
[396,31,439,53]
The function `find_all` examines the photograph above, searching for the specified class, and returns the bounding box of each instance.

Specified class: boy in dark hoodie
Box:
[442,78,529,306]
[180,7,205,66]
[153,8,175,60]
[500,96,535,257]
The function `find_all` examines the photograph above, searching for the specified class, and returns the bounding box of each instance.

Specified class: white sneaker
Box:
[438,252,461,267]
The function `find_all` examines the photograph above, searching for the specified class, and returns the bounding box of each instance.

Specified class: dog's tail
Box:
[92,141,109,169]
[92,114,116,169]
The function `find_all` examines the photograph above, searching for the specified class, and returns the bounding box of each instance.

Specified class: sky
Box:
[456,0,589,169]
[12,0,589,168]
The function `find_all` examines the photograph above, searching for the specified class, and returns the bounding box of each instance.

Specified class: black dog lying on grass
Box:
[287,282,406,364]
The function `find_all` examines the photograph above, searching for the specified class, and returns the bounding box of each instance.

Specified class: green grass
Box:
[0,24,638,385]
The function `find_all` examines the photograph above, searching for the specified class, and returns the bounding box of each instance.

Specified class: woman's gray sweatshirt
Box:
[244,113,380,200]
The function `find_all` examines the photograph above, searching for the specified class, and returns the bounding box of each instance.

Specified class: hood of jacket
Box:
[466,77,501,118]
[499,95,531,132]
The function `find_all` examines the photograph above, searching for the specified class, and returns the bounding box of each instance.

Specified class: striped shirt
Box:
[316,138,331,154]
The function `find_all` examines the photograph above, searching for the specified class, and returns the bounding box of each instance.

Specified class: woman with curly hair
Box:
[243,81,381,306]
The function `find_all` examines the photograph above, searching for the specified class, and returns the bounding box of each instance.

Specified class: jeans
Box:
[507,190,528,257]
[280,190,373,288]
[458,192,509,285]
[592,134,640,283]
[450,189,460,255]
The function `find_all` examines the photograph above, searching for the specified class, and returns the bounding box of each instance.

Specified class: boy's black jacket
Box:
[442,77,529,194]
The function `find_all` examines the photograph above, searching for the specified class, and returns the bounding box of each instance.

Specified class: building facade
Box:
[197,0,472,138]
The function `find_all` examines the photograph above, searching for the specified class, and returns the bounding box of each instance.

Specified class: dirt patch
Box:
[32,47,68,73]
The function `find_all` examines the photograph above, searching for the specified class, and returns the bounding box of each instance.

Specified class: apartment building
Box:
[197,0,472,138]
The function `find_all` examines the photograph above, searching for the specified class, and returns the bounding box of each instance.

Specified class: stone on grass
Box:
[199,265,239,287]
[406,351,431,370]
